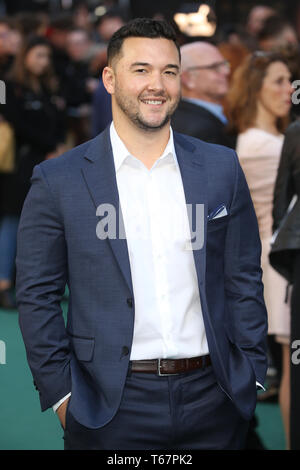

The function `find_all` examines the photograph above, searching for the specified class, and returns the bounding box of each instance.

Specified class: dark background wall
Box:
[2,0,300,32]
[130,0,300,31]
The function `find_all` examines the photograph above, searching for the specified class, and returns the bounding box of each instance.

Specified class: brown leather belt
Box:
[130,354,211,376]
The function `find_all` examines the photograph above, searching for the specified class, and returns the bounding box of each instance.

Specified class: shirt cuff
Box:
[256,381,266,391]
[52,392,71,413]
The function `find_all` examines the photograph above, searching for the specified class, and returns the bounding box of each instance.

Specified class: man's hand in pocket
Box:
[57,397,70,430]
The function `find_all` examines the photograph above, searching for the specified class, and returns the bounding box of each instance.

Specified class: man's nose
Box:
[147,71,164,91]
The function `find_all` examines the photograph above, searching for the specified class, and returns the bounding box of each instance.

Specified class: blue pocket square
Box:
[208,204,227,220]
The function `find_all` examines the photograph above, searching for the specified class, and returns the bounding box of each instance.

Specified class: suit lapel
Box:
[81,128,133,294]
[174,132,208,287]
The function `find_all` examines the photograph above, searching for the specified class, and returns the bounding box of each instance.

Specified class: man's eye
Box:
[165,70,177,76]
[135,69,146,73]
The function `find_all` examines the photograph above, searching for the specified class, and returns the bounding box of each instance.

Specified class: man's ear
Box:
[102,66,115,95]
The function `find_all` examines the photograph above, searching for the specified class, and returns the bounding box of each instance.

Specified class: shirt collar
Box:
[109,121,178,172]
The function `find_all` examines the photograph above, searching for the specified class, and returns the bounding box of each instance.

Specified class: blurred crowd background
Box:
[1,0,300,450]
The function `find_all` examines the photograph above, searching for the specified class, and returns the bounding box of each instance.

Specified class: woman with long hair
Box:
[0,35,66,309]
[227,51,294,448]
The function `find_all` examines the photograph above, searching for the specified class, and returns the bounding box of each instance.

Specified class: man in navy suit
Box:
[16,18,268,450]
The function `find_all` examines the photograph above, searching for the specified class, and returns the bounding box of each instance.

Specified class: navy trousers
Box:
[64,363,249,450]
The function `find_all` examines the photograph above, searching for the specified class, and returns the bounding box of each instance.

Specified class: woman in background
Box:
[0,35,66,309]
[227,51,293,448]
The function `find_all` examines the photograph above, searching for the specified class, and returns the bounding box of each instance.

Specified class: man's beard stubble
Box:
[114,85,181,132]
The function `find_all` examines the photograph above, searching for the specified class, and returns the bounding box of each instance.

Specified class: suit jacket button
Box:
[122,346,129,356]
[127,298,133,308]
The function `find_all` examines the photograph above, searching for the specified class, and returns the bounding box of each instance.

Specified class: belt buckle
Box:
[158,358,179,376]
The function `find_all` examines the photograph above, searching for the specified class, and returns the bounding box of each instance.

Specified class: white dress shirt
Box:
[110,122,209,360]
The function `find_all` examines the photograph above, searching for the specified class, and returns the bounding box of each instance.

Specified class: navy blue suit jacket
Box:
[16,127,268,428]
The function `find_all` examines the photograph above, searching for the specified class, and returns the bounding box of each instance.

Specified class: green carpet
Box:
[0,306,64,450]
[0,304,286,450]
[256,402,286,450]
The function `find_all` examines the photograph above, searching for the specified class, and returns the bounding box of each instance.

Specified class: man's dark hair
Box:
[107,17,180,65]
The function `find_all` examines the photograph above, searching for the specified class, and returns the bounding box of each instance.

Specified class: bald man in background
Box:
[171,41,235,148]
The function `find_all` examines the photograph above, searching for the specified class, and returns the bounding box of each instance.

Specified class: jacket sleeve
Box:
[272,125,297,232]
[16,164,71,411]
[224,152,268,385]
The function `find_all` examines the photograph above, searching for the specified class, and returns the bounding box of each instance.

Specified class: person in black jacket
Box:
[171,41,236,149]
[0,35,66,309]
[270,119,300,450]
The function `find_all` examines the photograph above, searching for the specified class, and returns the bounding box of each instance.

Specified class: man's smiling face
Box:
[107,36,181,132]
